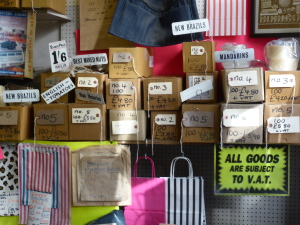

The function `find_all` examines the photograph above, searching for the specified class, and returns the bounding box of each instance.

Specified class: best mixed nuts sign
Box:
[214,144,289,196]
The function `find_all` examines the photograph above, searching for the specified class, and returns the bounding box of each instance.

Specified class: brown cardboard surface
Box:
[109,110,146,141]
[0,105,32,141]
[181,104,220,143]
[106,78,142,110]
[22,0,66,14]
[34,103,69,141]
[109,47,153,78]
[143,77,182,110]
[222,67,264,103]
[182,41,216,73]
[75,73,107,104]
[265,71,300,104]
[221,104,264,144]
[150,111,181,142]
[79,0,133,50]
[264,103,300,144]
[0,0,20,8]
[68,103,107,141]
[40,73,74,103]
[186,72,218,103]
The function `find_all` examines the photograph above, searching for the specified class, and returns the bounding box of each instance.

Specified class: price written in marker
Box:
[110,81,135,95]
[148,82,173,95]
[267,117,300,133]
[223,108,259,127]
[112,52,132,63]
[228,71,258,86]
[49,40,69,72]
[269,74,295,88]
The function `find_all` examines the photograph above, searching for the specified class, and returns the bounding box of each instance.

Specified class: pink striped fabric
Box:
[206,0,246,36]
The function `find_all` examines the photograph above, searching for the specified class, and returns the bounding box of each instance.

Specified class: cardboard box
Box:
[150,111,181,142]
[222,67,264,103]
[185,72,218,103]
[68,103,107,141]
[265,71,300,104]
[34,103,68,141]
[109,47,153,78]
[221,104,264,144]
[265,103,300,144]
[182,41,216,73]
[0,0,20,8]
[109,110,147,141]
[143,77,182,110]
[22,0,66,14]
[75,73,107,104]
[106,78,142,110]
[181,104,220,143]
[0,105,32,141]
[40,73,75,103]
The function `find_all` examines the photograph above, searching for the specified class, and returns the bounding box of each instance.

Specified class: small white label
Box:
[77,77,99,88]
[110,81,135,95]
[191,46,205,55]
[172,18,209,35]
[41,77,76,104]
[148,82,173,95]
[267,117,300,133]
[183,111,214,127]
[269,74,295,87]
[214,49,254,62]
[49,40,69,72]
[72,108,101,123]
[75,89,105,104]
[112,52,132,63]
[72,53,108,66]
[45,77,63,87]
[228,71,258,86]
[112,120,139,134]
[3,89,40,103]
[223,108,259,127]
[180,79,213,102]
[155,114,176,125]
[189,75,213,100]
[149,56,154,67]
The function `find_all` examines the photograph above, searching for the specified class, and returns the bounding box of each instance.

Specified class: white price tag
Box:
[41,77,76,104]
[3,89,40,103]
[110,81,135,95]
[49,40,69,72]
[269,74,295,87]
[112,52,132,63]
[72,108,101,123]
[182,111,214,127]
[155,114,176,125]
[148,82,173,95]
[172,18,209,35]
[180,79,213,102]
[191,46,205,55]
[189,75,213,100]
[72,53,108,66]
[112,120,139,134]
[267,117,300,133]
[223,108,259,127]
[214,48,254,62]
[77,77,99,88]
[228,71,258,86]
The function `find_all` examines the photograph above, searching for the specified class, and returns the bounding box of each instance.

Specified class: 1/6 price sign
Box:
[49,40,69,73]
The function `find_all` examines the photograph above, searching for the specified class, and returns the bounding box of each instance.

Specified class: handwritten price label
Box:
[49,40,69,72]
[183,111,214,127]
[267,117,300,133]
[191,46,205,55]
[228,71,258,86]
[269,74,295,88]
[72,108,101,124]
[223,108,259,127]
[110,81,135,95]
[0,110,18,125]
[155,114,176,125]
[77,77,99,88]
[112,120,138,134]
[112,52,132,63]
[45,77,63,87]
[148,82,173,95]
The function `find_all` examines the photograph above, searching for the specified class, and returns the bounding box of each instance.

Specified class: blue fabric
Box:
[108,0,204,47]
[86,210,126,225]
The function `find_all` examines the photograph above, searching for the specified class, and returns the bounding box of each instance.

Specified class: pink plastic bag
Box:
[124,157,166,225]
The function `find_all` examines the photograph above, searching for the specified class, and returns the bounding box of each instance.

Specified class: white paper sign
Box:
[75,89,105,104]
[180,79,213,102]
[77,77,99,88]
[41,77,75,104]
[72,108,101,123]
[189,75,213,100]
[155,114,176,125]
[0,192,19,216]
[49,40,69,72]
[228,71,258,86]
[28,191,52,225]
[72,53,108,66]
[172,18,209,35]
[112,120,138,134]
[110,81,135,95]
[113,52,132,63]
[3,89,40,103]
[223,108,259,127]
[191,46,205,55]
[267,117,300,133]
[214,49,254,62]
[269,74,295,87]
[148,82,173,95]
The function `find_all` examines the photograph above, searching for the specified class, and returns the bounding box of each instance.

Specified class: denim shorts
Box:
[108,0,204,47]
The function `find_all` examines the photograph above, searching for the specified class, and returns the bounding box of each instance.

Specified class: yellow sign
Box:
[214,144,289,196]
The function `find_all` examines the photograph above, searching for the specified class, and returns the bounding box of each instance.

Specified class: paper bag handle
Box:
[170,156,193,178]
[133,156,156,178]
